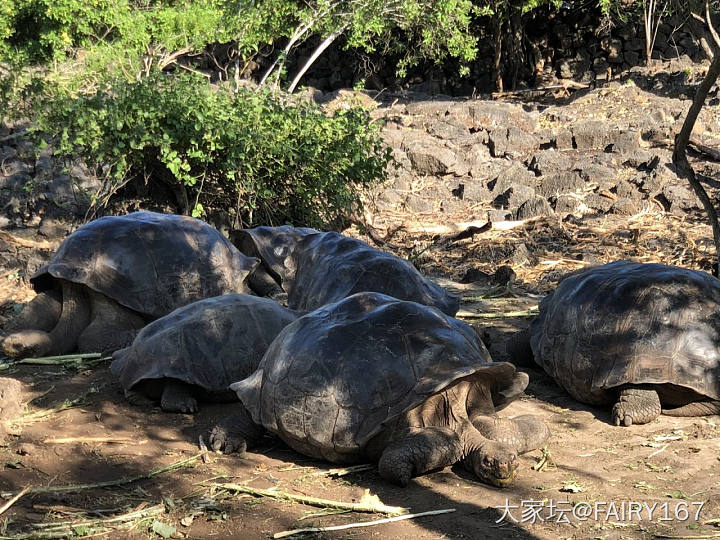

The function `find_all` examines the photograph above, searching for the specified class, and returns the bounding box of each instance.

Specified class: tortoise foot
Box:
[2,331,52,359]
[209,407,264,454]
[612,386,661,426]
[160,380,198,414]
[124,388,157,408]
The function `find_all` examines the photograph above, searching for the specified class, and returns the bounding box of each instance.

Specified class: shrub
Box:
[38,72,391,228]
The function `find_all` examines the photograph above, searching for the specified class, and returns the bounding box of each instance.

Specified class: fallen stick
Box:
[397,217,542,235]
[213,484,408,515]
[654,534,720,539]
[0,451,205,499]
[309,464,374,477]
[43,436,142,445]
[8,503,167,539]
[273,508,456,538]
[19,353,103,364]
[0,486,30,516]
[0,230,55,250]
[456,307,538,319]
[647,443,668,458]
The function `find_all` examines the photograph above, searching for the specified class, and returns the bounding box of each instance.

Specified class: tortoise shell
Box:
[111,294,297,394]
[31,211,258,318]
[232,292,525,462]
[529,260,720,405]
[235,226,460,316]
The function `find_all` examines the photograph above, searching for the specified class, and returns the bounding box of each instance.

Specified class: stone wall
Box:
[271,6,715,96]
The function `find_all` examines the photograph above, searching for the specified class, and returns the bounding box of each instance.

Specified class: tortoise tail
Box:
[662,400,720,417]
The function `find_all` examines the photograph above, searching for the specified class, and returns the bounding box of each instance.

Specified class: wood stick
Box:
[0,486,30,516]
[0,230,55,250]
[456,308,538,319]
[396,217,542,235]
[0,451,205,499]
[214,483,408,515]
[43,436,141,444]
[19,353,103,364]
[309,464,374,477]
[273,508,456,538]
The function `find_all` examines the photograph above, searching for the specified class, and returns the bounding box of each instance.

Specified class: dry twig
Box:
[213,484,408,515]
[273,508,456,538]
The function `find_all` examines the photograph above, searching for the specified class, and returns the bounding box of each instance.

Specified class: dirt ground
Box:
[1,201,719,540]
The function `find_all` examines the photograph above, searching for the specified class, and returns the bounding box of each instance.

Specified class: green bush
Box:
[38,72,391,228]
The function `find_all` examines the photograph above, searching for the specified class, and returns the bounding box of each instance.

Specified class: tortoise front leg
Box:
[612,385,661,426]
[77,291,145,355]
[4,288,62,334]
[210,405,265,454]
[160,380,198,414]
[471,414,551,454]
[376,427,464,486]
[2,281,90,358]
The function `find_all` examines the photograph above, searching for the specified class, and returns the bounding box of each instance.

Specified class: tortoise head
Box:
[465,440,519,487]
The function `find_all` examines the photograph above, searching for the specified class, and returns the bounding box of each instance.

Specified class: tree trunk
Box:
[493,18,503,93]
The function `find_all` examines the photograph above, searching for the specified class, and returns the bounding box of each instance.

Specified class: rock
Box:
[575,162,617,190]
[0,377,24,422]
[488,127,540,158]
[615,179,642,200]
[404,193,434,213]
[537,171,585,198]
[404,140,457,175]
[662,184,697,211]
[572,120,613,151]
[493,184,535,211]
[405,100,456,117]
[625,37,644,51]
[489,163,536,193]
[609,130,641,155]
[459,180,493,203]
[488,209,513,222]
[0,172,31,191]
[602,38,624,63]
[0,145,18,161]
[510,243,538,266]
[516,195,554,219]
[624,50,640,66]
[624,149,655,169]
[554,193,584,215]
[38,214,71,238]
[426,118,472,142]
[527,150,573,175]
[460,267,492,284]
[465,102,537,132]
[492,265,517,286]
[640,163,675,194]
[611,197,640,215]
[584,193,615,212]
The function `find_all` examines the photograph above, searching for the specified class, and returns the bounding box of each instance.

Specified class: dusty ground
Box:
[2,75,720,538]
[1,203,719,540]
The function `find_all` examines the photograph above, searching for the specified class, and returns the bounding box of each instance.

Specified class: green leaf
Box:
[151,520,176,538]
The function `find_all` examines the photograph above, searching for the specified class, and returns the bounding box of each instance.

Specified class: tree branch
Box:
[288,23,349,93]
[672,42,720,272]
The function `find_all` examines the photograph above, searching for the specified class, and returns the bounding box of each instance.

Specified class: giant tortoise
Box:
[111,293,297,413]
[524,260,720,425]
[233,226,460,315]
[3,212,258,358]
[210,292,549,487]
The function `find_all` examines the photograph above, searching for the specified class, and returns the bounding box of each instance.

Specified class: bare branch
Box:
[288,23,349,93]
[706,0,720,51]
[672,48,720,271]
